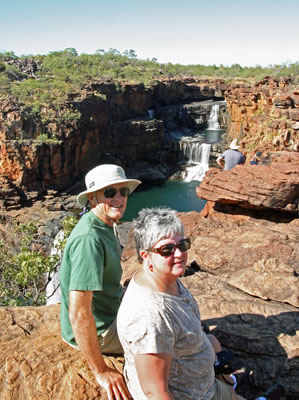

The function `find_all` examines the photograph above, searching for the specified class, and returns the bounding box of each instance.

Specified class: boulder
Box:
[196,151,299,214]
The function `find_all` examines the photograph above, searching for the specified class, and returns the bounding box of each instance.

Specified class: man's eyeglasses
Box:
[147,238,191,257]
[101,187,130,199]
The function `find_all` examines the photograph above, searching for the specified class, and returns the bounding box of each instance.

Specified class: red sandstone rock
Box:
[196,152,299,214]
[0,208,298,399]
[1,76,299,398]
[0,305,123,400]
[225,77,299,153]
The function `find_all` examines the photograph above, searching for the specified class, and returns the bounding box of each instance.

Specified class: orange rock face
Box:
[1,77,298,399]
[1,77,298,202]
[0,78,228,195]
[196,151,299,214]
[225,77,299,154]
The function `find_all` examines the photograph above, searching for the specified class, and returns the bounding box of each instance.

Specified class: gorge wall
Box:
[225,76,299,153]
[1,76,298,210]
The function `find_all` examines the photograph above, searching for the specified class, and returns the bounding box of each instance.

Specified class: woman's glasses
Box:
[101,187,130,199]
[147,238,191,257]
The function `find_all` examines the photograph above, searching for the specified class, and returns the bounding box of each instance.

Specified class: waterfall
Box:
[46,230,63,304]
[207,104,220,130]
[148,109,155,118]
[181,142,211,182]
[181,141,204,164]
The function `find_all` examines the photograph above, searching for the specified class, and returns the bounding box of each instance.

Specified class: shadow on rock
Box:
[203,311,299,400]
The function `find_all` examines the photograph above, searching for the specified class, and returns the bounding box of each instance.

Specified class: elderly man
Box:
[60,164,141,400]
[216,139,246,170]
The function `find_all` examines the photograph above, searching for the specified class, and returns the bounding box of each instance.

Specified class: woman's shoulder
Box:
[124,275,165,305]
[177,279,193,297]
[119,277,168,320]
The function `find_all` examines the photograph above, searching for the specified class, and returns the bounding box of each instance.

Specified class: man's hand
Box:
[216,156,225,169]
[69,291,131,399]
[95,366,132,400]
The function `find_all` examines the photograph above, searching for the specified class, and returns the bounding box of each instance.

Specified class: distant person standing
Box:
[216,139,246,170]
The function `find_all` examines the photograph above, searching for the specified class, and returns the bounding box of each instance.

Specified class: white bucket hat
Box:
[229,139,240,150]
[77,164,141,205]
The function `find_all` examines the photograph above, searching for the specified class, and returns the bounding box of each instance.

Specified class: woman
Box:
[117,207,240,400]
[117,208,286,400]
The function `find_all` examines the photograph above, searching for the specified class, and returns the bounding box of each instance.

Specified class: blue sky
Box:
[1,0,298,67]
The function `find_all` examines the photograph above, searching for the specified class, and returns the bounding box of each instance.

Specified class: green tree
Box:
[0,215,78,306]
[0,49,298,122]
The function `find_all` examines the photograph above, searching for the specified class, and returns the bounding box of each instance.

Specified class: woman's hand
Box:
[134,353,174,400]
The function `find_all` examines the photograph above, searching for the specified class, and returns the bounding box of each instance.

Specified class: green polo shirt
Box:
[60,211,122,346]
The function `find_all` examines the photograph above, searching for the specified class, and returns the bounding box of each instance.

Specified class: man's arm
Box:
[216,156,225,169]
[134,353,173,400]
[69,290,131,400]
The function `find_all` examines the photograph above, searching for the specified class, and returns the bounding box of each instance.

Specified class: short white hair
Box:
[133,207,184,262]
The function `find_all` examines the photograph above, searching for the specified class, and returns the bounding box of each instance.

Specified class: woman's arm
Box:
[134,353,174,400]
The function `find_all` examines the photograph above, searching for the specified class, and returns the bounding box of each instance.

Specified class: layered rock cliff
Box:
[1,76,298,210]
[225,76,299,153]
[196,151,299,214]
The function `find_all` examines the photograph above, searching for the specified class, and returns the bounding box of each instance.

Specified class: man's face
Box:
[87,183,128,224]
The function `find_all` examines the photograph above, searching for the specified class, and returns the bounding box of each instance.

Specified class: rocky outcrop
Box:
[1,150,298,398]
[226,76,299,153]
[0,78,227,204]
[1,207,298,399]
[2,57,41,80]
[155,100,227,130]
[0,305,123,400]
[1,74,299,399]
[196,151,299,214]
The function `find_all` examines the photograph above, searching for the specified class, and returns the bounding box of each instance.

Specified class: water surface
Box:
[122,128,224,221]
[123,180,205,221]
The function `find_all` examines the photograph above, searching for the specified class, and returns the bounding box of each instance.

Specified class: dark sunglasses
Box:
[147,238,191,257]
[101,187,130,199]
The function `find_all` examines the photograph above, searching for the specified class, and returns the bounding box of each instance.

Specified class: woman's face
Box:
[147,233,188,280]
[87,183,128,224]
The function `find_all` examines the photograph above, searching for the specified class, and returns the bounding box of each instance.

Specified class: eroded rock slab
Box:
[1,209,298,399]
[0,305,123,400]
[196,151,299,214]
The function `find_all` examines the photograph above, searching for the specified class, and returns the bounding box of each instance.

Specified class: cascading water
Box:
[207,104,220,130]
[148,109,155,118]
[181,141,204,164]
[46,230,63,304]
[180,141,211,181]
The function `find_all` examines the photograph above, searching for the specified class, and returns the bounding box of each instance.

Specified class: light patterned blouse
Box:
[117,276,216,400]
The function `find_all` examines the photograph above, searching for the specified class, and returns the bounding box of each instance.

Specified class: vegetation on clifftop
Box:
[0,48,298,117]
